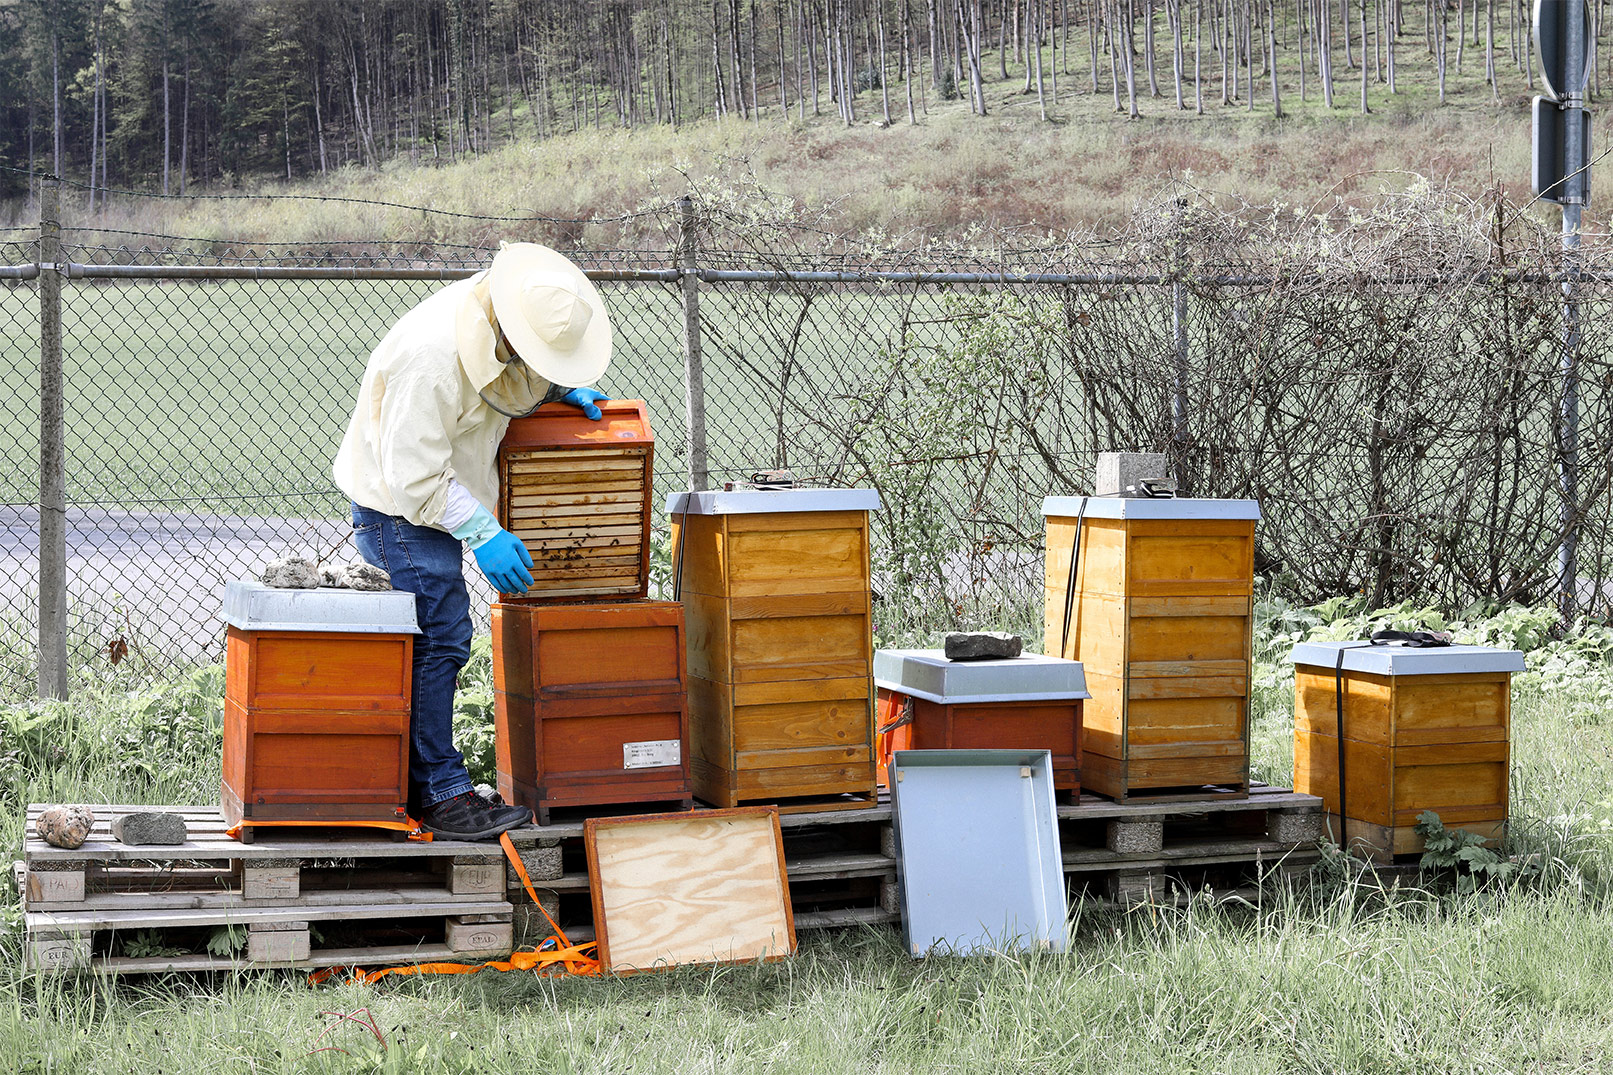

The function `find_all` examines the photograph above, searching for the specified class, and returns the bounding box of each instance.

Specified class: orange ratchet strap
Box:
[309,831,600,984]
[225,819,433,842]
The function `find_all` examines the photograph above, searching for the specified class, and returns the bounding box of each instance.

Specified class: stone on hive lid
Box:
[944,632,1023,662]
[111,811,188,846]
[261,557,320,589]
[35,805,95,849]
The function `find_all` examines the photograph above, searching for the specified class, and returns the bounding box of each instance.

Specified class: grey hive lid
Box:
[1289,641,1525,676]
[1041,495,1261,521]
[222,580,420,634]
[666,488,882,515]
[873,649,1090,704]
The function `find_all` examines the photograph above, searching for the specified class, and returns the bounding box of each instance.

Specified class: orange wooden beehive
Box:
[872,649,1088,794]
[220,582,417,831]
[496,399,653,603]
[493,600,691,824]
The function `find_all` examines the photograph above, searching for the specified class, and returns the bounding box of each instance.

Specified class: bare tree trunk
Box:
[878,0,892,124]
[1034,0,1048,114]
[179,53,191,194]
[1000,0,1012,77]
[1360,0,1371,110]
[1171,0,1185,106]
[1342,0,1355,66]
[904,0,919,119]
[1486,0,1497,99]
[1436,0,1446,102]
[88,16,100,211]
[1110,0,1123,108]
[1196,0,1204,110]
[1145,0,1160,93]
[162,56,170,194]
[1090,0,1102,89]
[1267,0,1281,113]
[1297,0,1306,100]
[1125,0,1141,114]
[1222,0,1231,102]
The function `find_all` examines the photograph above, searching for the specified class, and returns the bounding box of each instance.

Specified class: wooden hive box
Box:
[496,398,653,603]
[493,600,690,824]
[873,650,1088,795]
[220,581,418,830]
[1043,496,1260,802]
[669,488,882,812]
[1291,641,1524,862]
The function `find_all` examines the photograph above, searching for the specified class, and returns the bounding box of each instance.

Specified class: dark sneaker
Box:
[420,791,532,840]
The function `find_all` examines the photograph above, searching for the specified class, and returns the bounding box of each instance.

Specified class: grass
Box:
[6,601,1613,1072]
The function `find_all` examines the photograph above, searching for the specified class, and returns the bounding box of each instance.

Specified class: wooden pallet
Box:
[21,805,540,974]
[1055,784,1325,904]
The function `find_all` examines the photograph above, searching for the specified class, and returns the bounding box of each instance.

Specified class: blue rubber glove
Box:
[451,503,535,593]
[561,387,610,421]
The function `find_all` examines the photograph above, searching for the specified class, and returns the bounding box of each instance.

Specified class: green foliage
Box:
[1415,810,1523,891]
[452,634,498,789]
[121,929,186,959]
[205,923,246,957]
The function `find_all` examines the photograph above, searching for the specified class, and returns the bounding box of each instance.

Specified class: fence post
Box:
[1558,3,1589,625]
[38,175,67,700]
[677,195,711,492]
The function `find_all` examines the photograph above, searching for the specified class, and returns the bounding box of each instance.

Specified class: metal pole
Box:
[1559,0,1587,624]
[38,176,67,700]
[678,195,711,492]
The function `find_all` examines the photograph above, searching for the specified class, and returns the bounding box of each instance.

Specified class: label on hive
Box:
[623,739,682,769]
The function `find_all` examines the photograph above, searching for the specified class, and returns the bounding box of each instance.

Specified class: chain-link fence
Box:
[4,182,1611,697]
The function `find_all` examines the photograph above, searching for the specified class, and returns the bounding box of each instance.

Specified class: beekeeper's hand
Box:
[451,503,535,593]
[561,387,610,420]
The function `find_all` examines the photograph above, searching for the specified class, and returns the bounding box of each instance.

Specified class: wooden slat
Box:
[87,940,473,976]
[508,523,641,541]
[27,893,511,931]
[508,490,646,509]
[514,582,642,598]
[505,477,645,495]
[526,562,643,582]
[510,503,646,521]
[506,454,645,474]
[511,532,643,551]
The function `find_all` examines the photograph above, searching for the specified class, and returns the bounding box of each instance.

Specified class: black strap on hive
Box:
[1368,629,1452,648]
[1058,496,1090,659]
[1331,640,1376,840]
[672,511,688,601]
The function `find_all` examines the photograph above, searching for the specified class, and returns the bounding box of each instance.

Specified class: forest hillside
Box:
[1,1,1605,245]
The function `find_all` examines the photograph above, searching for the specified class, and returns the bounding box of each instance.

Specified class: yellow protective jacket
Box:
[332,272,558,529]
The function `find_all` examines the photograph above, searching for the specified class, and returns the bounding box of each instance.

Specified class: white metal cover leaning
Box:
[666,488,882,515]
[1040,495,1262,521]
[221,580,421,634]
[1288,641,1525,676]
[873,649,1090,704]
[890,748,1068,958]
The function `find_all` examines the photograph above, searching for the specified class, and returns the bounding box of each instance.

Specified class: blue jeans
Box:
[351,504,475,808]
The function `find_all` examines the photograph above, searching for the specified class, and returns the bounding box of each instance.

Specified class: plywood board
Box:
[585,807,794,973]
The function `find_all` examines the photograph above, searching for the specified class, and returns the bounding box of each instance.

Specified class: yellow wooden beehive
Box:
[1043,496,1259,802]
[669,488,881,812]
[1291,641,1523,861]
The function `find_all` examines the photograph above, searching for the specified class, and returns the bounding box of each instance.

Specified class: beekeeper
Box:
[333,242,611,841]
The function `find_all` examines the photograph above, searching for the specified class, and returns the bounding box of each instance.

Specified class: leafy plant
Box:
[1416,810,1523,891]
[122,929,187,959]
[206,924,247,957]
[452,635,498,787]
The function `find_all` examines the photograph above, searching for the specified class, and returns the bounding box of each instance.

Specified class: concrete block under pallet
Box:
[247,921,311,962]
[446,913,514,959]
[1106,818,1164,854]
[509,889,563,948]
[449,857,506,896]
[504,843,564,886]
